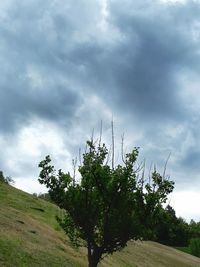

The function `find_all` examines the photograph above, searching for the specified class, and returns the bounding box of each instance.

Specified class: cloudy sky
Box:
[1,0,200,221]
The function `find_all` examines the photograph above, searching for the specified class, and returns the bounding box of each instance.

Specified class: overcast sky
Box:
[1,0,200,221]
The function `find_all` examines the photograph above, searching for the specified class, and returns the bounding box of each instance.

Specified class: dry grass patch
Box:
[1,182,200,266]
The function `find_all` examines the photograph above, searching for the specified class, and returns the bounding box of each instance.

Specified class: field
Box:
[0,182,200,267]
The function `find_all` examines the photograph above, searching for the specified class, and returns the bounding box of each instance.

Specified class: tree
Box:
[0,170,14,185]
[0,171,5,183]
[189,220,200,239]
[38,140,174,267]
[189,238,200,257]
[153,205,190,246]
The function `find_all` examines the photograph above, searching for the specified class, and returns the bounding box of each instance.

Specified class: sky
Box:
[0,0,200,221]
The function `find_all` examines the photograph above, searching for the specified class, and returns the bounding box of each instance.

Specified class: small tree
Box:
[0,171,14,185]
[38,140,174,267]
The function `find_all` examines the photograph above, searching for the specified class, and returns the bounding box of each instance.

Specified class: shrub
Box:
[189,238,200,257]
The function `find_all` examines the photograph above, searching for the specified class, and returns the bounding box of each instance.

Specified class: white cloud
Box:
[170,190,200,221]
[1,118,71,182]
[15,176,48,194]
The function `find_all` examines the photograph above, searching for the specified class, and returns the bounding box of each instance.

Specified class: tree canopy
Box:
[153,205,190,246]
[38,139,174,267]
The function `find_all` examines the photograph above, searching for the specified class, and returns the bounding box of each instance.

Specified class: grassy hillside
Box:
[1,182,200,267]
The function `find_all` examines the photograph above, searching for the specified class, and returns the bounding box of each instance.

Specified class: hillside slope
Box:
[0,182,200,267]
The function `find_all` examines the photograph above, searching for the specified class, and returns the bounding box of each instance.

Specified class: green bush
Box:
[189,238,200,257]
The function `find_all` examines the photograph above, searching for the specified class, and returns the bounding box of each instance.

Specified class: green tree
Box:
[153,205,190,246]
[189,220,200,239]
[189,238,200,257]
[38,140,174,267]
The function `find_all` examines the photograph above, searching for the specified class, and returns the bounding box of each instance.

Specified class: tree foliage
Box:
[189,220,200,239]
[153,205,190,246]
[189,238,200,257]
[38,140,174,267]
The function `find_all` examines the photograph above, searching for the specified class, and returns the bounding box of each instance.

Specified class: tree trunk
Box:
[88,243,102,267]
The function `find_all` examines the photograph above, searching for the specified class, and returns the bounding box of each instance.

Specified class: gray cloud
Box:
[180,149,200,172]
[67,0,200,124]
[1,0,200,196]
[1,0,199,131]
[0,0,88,133]
[0,79,81,133]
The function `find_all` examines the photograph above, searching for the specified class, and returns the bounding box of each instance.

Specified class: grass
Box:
[175,246,191,254]
[1,181,200,266]
[0,182,86,266]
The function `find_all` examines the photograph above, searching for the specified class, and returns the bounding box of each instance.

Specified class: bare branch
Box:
[84,142,88,154]
[79,148,82,166]
[93,138,99,147]
[111,119,115,169]
[106,144,112,165]
[121,133,126,164]
[136,172,140,183]
[137,160,146,188]
[134,161,145,173]
[163,152,171,179]
[72,157,77,184]
[148,162,153,184]
[99,120,103,147]
[115,151,120,166]
[141,159,146,182]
